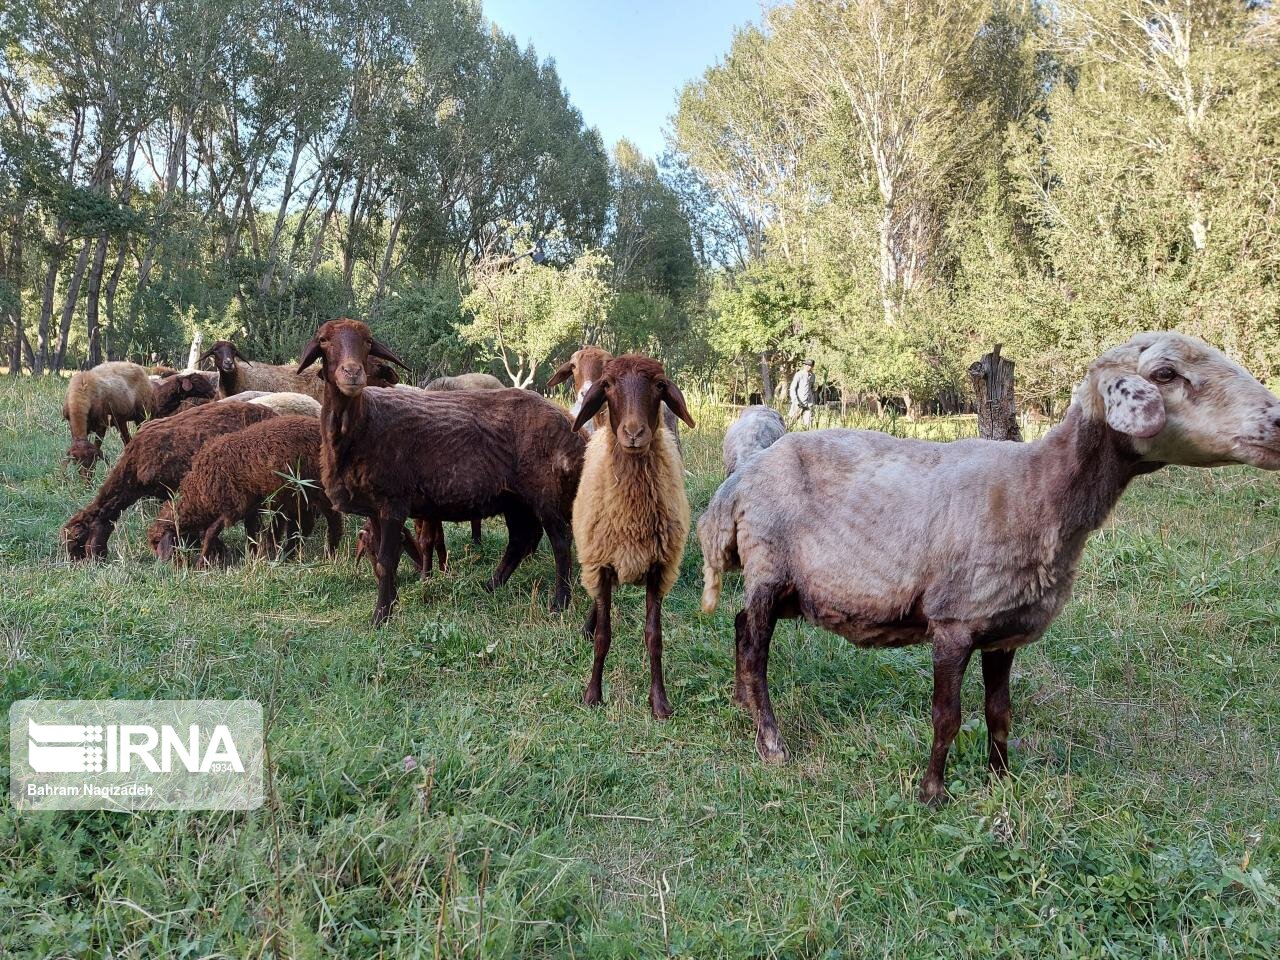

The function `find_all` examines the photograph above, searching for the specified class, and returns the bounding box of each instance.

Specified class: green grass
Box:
[2,375,1278,958]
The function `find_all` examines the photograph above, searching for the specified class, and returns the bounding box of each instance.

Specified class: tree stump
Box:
[185,330,203,374]
[969,343,1022,441]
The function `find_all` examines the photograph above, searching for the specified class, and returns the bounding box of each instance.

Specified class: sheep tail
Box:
[696,474,742,614]
[65,374,92,441]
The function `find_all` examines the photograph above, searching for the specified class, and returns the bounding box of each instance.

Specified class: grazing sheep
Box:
[698,332,1280,805]
[722,405,786,476]
[571,355,696,719]
[62,401,278,560]
[354,518,439,578]
[149,415,341,567]
[62,361,155,475]
[298,318,584,625]
[420,372,505,391]
[549,345,685,457]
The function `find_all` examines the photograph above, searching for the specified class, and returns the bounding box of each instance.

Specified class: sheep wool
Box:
[573,424,689,598]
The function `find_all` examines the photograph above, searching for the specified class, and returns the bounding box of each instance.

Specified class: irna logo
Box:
[26,719,245,774]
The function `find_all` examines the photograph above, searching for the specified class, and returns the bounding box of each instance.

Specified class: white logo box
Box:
[9,700,264,811]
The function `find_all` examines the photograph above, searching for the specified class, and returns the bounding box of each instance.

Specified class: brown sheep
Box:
[151,372,217,418]
[62,401,278,560]
[148,415,341,567]
[698,332,1280,805]
[62,361,154,475]
[571,355,696,719]
[298,318,585,625]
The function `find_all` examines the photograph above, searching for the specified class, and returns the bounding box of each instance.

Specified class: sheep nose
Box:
[621,424,649,447]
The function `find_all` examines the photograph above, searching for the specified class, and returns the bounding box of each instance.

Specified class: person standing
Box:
[789,359,817,426]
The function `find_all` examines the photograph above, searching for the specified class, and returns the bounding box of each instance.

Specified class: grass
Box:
[1,374,1278,958]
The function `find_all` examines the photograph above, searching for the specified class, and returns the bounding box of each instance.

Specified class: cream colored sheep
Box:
[62,361,154,475]
[571,354,696,719]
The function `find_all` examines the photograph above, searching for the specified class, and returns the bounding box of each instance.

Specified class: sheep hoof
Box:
[583,686,603,707]
[549,592,569,613]
[481,578,498,594]
[756,729,789,764]
[650,694,673,721]
[371,605,394,628]
[917,778,948,808]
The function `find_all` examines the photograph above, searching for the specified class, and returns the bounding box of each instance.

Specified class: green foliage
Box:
[460,241,614,387]
[372,274,474,382]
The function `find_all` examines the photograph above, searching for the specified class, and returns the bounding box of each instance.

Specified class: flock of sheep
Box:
[55,324,1280,804]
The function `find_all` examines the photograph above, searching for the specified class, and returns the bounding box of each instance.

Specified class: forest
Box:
[2,0,1278,411]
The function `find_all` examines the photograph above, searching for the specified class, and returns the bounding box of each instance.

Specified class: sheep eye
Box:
[1150,366,1178,384]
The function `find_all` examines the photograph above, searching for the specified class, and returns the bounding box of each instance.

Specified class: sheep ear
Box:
[370,338,410,371]
[297,336,323,374]
[231,345,250,363]
[179,376,193,390]
[660,379,695,429]
[197,346,217,366]
[547,360,575,389]
[574,379,608,432]
[1098,370,1165,438]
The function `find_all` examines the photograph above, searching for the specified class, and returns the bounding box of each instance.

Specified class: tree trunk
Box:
[84,233,111,367]
[968,343,1022,441]
[185,330,203,373]
[3,230,22,374]
[53,240,92,372]
[758,352,774,402]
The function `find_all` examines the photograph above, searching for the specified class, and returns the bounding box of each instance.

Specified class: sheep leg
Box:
[486,509,538,592]
[741,592,786,763]
[434,520,448,571]
[732,610,752,709]
[372,511,405,627]
[645,565,672,720]
[542,514,573,612]
[471,518,482,545]
[322,504,343,558]
[981,648,1015,777]
[584,569,614,707]
[197,519,228,570]
[919,624,975,807]
[114,415,132,445]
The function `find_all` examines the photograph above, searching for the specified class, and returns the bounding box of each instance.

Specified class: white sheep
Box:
[698,332,1280,804]
[571,355,697,719]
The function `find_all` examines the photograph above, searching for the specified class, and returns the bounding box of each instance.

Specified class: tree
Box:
[460,242,613,388]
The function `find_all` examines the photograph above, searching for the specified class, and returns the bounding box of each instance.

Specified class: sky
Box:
[483,0,763,160]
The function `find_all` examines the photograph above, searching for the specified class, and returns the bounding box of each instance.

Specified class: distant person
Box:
[789,359,816,426]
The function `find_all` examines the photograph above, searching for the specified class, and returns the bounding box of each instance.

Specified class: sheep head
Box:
[200,340,248,374]
[147,506,179,561]
[1077,332,1280,470]
[547,345,612,392]
[66,439,103,477]
[573,355,694,456]
[298,318,408,398]
[153,374,216,417]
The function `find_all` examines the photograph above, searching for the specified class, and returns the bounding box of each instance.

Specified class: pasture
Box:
[1,375,1278,958]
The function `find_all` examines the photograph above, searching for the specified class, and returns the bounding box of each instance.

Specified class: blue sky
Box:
[484,0,763,160]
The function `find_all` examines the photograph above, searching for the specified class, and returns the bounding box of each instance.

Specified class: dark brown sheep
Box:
[151,372,217,418]
[298,318,585,625]
[148,415,341,567]
[62,401,278,560]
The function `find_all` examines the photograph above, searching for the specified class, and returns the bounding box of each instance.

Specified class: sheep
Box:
[62,401,278,560]
[200,340,326,399]
[148,415,341,567]
[549,345,685,457]
[570,355,696,719]
[62,361,155,475]
[420,372,505,391]
[297,318,585,625]
[722,405,786,476]
[697,332,1280,805]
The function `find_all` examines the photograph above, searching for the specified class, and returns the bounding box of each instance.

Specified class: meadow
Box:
[1,374,1278,958]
